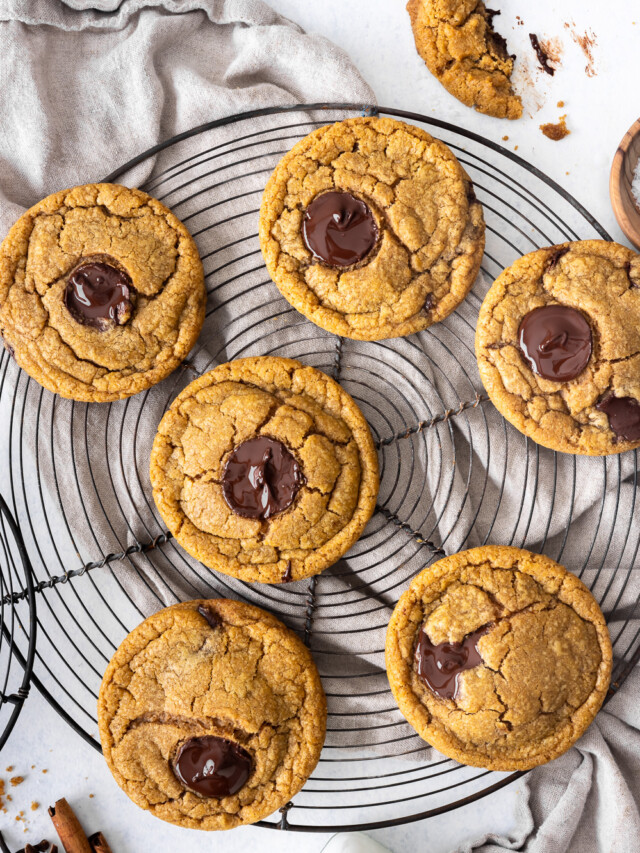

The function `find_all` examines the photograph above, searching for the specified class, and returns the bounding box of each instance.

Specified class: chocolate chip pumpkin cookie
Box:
[150,356,379,583]
[386,546,611,771]
[259,117,485,340]
[98,598,326,830]
[0,183,205,402]
[407,0,522,120]
[476,241,640,455]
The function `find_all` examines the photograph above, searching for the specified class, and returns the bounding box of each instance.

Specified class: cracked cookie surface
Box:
[0,183,205,402]
[476,240,640,455]
[98,598,326,830]
[150,356,379,583]
[407,0,522,119]
[259,117,485,340]
[386,546,611,771]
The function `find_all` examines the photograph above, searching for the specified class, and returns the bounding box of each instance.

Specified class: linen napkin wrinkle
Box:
[0,3,638,853]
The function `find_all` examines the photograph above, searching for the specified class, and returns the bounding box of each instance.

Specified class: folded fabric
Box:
[0,0,374,233]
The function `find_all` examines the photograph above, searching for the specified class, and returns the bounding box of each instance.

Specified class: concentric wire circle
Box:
[1,104,637,831]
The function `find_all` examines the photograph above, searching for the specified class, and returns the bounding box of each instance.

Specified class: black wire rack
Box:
[0,103,638,833]
[0,492,37,751]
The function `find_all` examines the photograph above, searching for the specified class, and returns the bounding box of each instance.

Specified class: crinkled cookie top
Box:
[150,356,379,583]
[259,116,485,339]
[386,546,611,771]
[407,0,522,120]
[0,183,205,402]
[476,240,640,455]
[98,599,326,830]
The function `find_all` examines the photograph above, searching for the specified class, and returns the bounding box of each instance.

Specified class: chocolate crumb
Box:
[529,33,555,75]
[565,22,597,77]
[540,115,570,141]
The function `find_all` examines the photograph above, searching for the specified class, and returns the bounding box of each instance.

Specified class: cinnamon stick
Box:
[88,834,112,853]
[48,799,92,853]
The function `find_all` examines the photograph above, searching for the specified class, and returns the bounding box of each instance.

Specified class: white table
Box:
[2,1,635,850]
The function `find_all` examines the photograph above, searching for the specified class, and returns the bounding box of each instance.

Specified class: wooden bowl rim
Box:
[610,117,640,250]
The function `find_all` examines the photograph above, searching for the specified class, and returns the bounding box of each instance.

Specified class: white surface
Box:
[1,1,636,851]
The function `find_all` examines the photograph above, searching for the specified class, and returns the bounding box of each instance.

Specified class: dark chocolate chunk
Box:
[529,33,555,75]
[424,292,435,312]
[302,191,378,268]
[518,305,592,381]
[197,605,221,629]
[174,736,252,798]
[596,393,640,442]
[222,436,305,520]
[415,624,490,700]
[545,245,570,271]
[64,261,134,331]
[282,561,293,583]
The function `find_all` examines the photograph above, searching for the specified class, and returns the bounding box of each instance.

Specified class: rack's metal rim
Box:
[0,491,37,749]
[2,103,624,834]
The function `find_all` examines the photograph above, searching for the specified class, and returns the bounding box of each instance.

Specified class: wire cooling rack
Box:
[0,493,36,751]
[1,103,639,832]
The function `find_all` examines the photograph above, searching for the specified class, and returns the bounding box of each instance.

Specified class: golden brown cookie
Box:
[98,598,326,830]
[407,0,522,120]
[476,240,640,455]
[259,116,485,340]
[0,183,205,402]
[150,356,379,583]
[386,546,612,771]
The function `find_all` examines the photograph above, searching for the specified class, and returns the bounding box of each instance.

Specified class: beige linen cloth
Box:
[0,2,638,851]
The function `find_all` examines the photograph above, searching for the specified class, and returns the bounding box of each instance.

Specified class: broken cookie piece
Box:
[386,546,611,771]
[407,0,522,119]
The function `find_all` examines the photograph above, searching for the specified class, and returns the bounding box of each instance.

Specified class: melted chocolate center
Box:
[415,625,490,700]
[519,305,592,381]
[222,436,305,520]
[596,393,640,442]
[64,261,133,330]
[174,736,252,798]
[302,191,378,268]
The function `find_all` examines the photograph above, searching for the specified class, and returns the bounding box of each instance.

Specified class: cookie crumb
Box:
[540,115,570,141]
[89,794,94,799]
[41,769,48,774]
[31,801,39,811]
[502,135,509,141]
[11,775,25,786]
[6,766,13,772]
